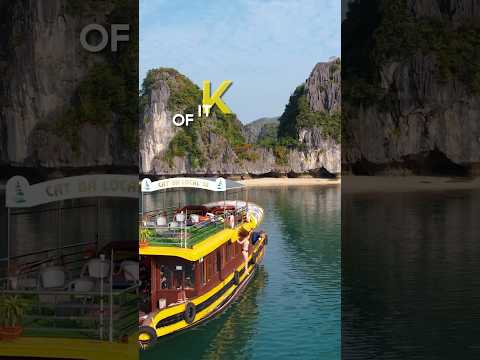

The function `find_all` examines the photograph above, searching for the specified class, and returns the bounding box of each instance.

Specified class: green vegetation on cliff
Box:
[375,0,480,92]
[212,109,245,146]
[343,0,480,108]
[141,68,206,167]
[142,68,249,169]
[256,123,279,147]
[141,67,202,116]
[142,62,341,169]
[277,84,341,143]
[55,0,138,153]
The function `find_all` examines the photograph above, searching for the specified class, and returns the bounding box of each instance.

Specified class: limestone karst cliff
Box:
[342,0,480,175]
[306,60,341,114]
[140,60,341,176]
[0,0,138,170]
[0,0,340,177]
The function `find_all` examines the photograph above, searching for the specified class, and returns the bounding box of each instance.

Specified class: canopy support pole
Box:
[223,189,226,229]
[246,187,249,222]
[109,248,114,342]
[57,201,62,262]
[184,209,188,248]
[97,199,102,253]
[7,208,10,277]
[96,198,99,254]
[163,188,166,212]
[100,254,105,340]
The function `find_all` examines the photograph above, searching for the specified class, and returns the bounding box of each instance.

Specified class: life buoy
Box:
[233,270,241,285]
[183,302,196,324]
[138,325,157,350]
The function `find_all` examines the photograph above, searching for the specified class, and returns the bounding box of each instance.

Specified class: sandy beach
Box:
[239,177,340,187]
[343,176,480,194]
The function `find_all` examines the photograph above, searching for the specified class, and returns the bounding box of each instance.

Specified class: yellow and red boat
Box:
[138,177,267,349]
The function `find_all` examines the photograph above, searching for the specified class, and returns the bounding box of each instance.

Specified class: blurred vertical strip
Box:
[342,0,480,359]
[0,1,138,359]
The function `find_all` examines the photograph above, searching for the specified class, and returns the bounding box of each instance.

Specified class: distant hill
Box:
[244,117,279,144]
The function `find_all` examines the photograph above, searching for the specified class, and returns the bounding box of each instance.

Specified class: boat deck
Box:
[141,203,247,249]
[142,218,227,248]
[140,201,264,258]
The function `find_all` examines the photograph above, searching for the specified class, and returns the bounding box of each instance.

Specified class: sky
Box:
[140,0,341,123]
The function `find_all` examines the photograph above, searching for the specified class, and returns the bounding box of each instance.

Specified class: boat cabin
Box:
[145,237,246,310]
[139,177,265,314]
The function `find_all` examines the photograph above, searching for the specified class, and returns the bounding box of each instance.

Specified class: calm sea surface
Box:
[141,185,341,360]
[343,189,480,359]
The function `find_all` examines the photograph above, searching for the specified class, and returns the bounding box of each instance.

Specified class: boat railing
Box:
[0,239,138,342]
[0,283,138,341]
[5,241,98,280]
[140,205,248,248]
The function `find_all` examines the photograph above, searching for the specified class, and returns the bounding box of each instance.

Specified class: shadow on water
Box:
[342,190,480,359]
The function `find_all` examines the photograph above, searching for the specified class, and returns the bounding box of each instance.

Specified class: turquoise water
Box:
[141,185,340,360]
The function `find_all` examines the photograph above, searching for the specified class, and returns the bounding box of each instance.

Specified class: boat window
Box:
[160,265,173,289]
[216,250,222,273]
[227,241,232,260]
[207,255,214,281]
[185,263,195,289]
[201,260,207,286]
[174,269,183,289]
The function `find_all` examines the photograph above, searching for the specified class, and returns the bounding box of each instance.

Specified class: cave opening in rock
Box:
[403,149,469,176]
[309,167,337,178]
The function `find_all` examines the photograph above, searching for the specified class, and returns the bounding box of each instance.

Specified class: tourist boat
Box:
[138,177,267,349]
[1,175,138,360]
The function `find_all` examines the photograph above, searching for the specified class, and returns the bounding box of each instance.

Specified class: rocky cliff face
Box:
[140,74,175,173]
[243,117,279,144]
[140,61,341,175]
[306,59,341,114]
[0,1,137,169]
[343,0,480,175]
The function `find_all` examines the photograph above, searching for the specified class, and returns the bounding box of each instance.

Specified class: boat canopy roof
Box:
[141,177,244,193]
[5,175,138,208]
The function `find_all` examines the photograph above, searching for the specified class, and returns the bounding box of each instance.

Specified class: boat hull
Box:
[139,233,267,349]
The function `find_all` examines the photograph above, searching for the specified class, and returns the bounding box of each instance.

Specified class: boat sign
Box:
[141,177,227,193]
[5,175,139,208]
